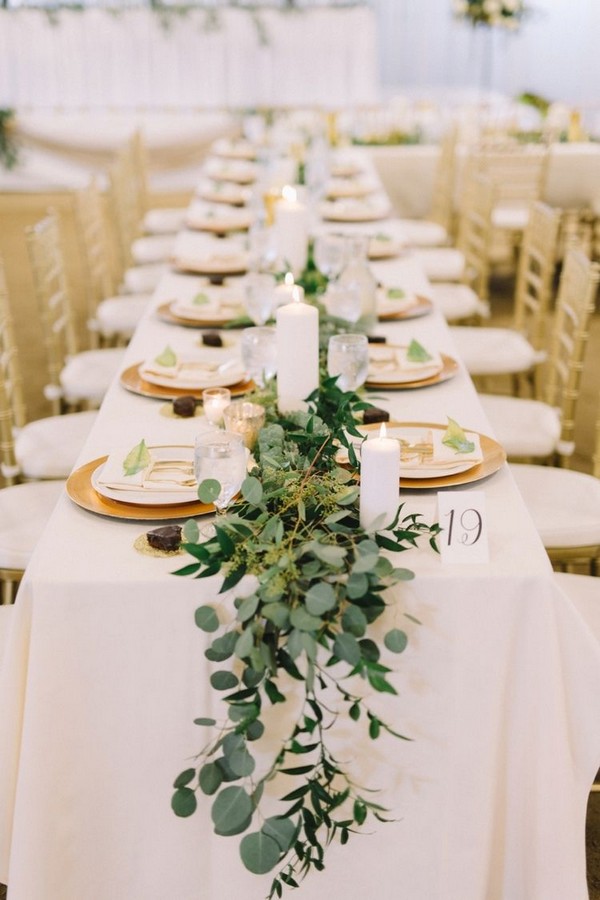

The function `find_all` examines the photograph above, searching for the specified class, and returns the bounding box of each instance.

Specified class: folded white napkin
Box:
[377,287,420,315]
[369,344,442,376]
[97,446,196,492]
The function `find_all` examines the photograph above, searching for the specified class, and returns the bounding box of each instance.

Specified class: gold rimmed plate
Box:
[171,255,249,278]
[67,455,214,521]
[120,363,254,400]
[365,352,459,390]
[378,294,434,321]
[342,421,506,489]
[156,302,247,329]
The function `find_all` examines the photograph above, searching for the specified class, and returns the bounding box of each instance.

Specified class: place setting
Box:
[376,283,434,320]
[366,338,459,389]
[196,178,251,207]
[170,232,250,278]
[157,282,247,328]
[184,200,254,235]
[203,158,259,185]
[319,192,392,223]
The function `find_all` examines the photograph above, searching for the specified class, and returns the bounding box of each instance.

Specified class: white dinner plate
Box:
[138,357,245,390]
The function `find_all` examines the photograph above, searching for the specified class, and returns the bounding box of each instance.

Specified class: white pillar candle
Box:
[359,424,400,531]
[276,287,319,414]
[274,185,309,277]
[274,271,305,308]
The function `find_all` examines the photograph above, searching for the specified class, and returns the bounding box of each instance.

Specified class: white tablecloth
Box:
[0,153,599,900]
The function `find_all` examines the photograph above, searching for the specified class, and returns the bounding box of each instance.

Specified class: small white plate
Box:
[139,357,245,390]
[92,445,199,506]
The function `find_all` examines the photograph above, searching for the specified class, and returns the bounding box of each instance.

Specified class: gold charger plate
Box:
[360,421,506,489]
[120,363,254,400]
[156,302,246,329]
[366,353,459,390]
[67,456,213,521]
[378,295,433,321]
[184,216,252,235]
[171,257,248,278]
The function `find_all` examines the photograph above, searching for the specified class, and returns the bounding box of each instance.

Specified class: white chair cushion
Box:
[413,248,465,282]
[430,283,489,321]
[397,219,448,248]
[131,235,176,265]
[0,480,65,570]
[553,574,600,641]
[143,207,187,235]
[511,463,600,548]
[14,410,97,480]
[96,294,151,340]
[123,263,166,294]
[449,326,543,375]
[480,394,561,459]
[492,203,530,232]
[60,348,125,407]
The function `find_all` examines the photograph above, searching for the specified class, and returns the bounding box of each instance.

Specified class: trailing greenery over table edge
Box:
[171,307,441,895]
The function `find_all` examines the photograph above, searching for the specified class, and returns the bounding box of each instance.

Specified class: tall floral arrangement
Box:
[453,0,527,29]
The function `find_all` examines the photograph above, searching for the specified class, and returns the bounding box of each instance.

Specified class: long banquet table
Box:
[1,150,600,900]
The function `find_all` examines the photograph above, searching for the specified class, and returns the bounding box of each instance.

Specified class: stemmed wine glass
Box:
[313,233,347,282]
[194,431,247,515]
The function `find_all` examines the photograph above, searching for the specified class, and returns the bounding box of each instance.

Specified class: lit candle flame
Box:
[282,185,297,203]
[284,272,295,287]
[379,422,387,439]
[291,285,302,304]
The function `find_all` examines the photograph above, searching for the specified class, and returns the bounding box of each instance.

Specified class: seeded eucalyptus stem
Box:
[171,374,440,892]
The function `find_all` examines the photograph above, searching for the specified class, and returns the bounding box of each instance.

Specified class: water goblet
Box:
[323,281,361,324]
[194,430,247,515]
[240,326,277,387]
[244,272,276,325]
[314,233,347,281]
[202,387,231,428]
[327,333,369,392]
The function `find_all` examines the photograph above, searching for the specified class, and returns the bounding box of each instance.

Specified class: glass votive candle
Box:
[222,400,266,450]
[202,387,231,427]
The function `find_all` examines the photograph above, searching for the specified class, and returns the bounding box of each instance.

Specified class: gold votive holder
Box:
[222,400,266,450]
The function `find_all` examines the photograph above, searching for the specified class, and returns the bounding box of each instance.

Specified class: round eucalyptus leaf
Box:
[197,478,222,504]
[305,583,337,616]
[182,518,200,543]
[210,670,239,691]
[352,553,379,574]
[290,607,322,632]
[214,813,253,837]
[333,632,361,667]
[173,768,196,789]
[223,732,245,756]
[215,756,240,783]
[341,605,367,638]
[206,631,238,662]
[171,787,197,818]
[384,629,408,654]
[193,717,216,727]
[235,627,254,660]
[211,786,253,833]
[236,594,260,623]
[243,667,263,688]
[229,702,258,723]
[240,831,281,874]
[346,572,369,600]
[262,602,290,629]
[241,476,263,506]
[199,762,223,796]
[194,605,219,633]
[229,746,256,777]
[262,816,297,852]
[358,638,380,663]
[246,719,265,742]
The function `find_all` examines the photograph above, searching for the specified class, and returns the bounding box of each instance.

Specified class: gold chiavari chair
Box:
[479,247,600,465]
[450,201,561,394]
[26,212,125,415]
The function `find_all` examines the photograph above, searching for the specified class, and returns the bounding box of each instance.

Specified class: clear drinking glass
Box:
[194,431,247,513]
[313,233,347,281]
[202,387,231,428]
[323,281,361,324]
[327,333,369,392]
[244,272,276,325]
[240,326,277,387]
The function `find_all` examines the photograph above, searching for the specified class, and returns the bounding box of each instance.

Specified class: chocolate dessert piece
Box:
[363,406,390,425]
[172,395,197,418]
[367,335,387,344]
[146,525,182,552]
[202,331,223,348]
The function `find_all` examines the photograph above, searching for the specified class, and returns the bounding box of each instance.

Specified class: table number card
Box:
[437,490,490,564]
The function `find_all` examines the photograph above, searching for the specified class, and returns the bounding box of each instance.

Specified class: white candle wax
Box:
[274,272,305,308]
[276,291,319,414]
[274,185,309,277]
[359,426,400,531]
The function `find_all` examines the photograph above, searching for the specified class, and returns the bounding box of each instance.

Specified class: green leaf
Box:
[206,631,238,662]
[384,628,408,654]
[214,813,253,837]
[333,632,361,666]
[290,607,322,632]
[210,671,239,691]
[441,417,475,454]
[154,345,177,367]
[386,287,405,299]
[353,800,367,825]
[211,786,253,834]
[347,572,369,599]
[235,627,254,660]
[171,787,197,817]
[229,746,256,778]
[122,438,151,477]
[349,702,361,721]
[199,762,223,796]
[192,292,210,306]
[262,816,297,853]
[240,831,281,874]
[182,519,199,543]
[342,605,367,637]
[237,594,259,623]
[173,768,196,789]
[358,639,380,663]
[406,338,433,363]
[305,583,337,616]
[193,716,216,727]
[262,602,290,629]
[369,717,381,740]
[352,553,379,574]
[194,605,220,633]
[242,476,263,505]
[198,478,221,503]
[246,719,265,741]
[264,679,286,704]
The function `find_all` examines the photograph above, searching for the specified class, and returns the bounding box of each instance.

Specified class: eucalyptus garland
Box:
[171,375,440,896]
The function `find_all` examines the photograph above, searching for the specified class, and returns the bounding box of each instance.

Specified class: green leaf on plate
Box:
[386,287,405,300]
[154,345,177,367]
[442,417,475,454]
[193,292,211,306]
[406,339,432,363]
[122,438,151,477]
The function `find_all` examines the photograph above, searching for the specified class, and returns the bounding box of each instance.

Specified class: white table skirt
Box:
[0,151,599,899]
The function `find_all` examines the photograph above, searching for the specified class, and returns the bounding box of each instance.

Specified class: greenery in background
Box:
[171,371,440,895]
[351,129,422,147]
[452,0,528,30]
[0,109,18,170]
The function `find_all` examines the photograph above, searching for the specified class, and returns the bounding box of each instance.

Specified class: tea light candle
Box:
[359,423,400,531]
[202,387,231,427]
[276,288,319,414]
[274,272,305,308]
[274,185,309,276]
